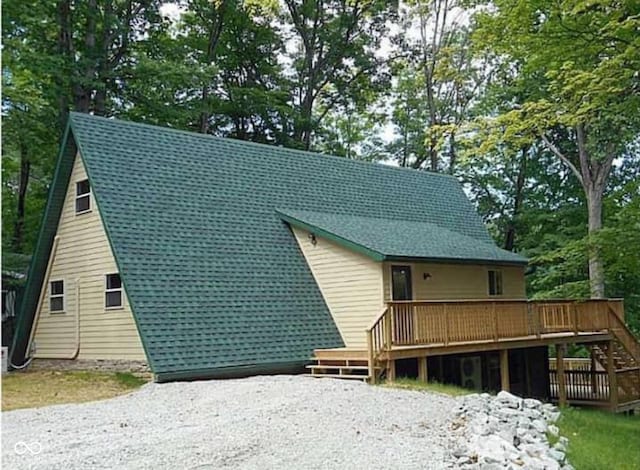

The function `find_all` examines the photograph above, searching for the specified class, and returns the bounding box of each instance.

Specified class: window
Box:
[105,274,123,309]
[488,270,503,296]
[50,280,65,312]
[75,179,91,213]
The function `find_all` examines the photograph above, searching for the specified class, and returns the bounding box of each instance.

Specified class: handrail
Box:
[366,306,390,331]
[382,299,622,348]
[607,306,640,362]
[366,306,390,384]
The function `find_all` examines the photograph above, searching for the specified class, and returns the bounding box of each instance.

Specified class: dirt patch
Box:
[1,370,148,411]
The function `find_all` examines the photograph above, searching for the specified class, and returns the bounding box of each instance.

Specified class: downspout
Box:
[70,279,81,359]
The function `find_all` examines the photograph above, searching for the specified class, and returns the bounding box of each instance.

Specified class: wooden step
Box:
[311,358,369,367]
[306,364,373,371]
[312,348,368,361]
[307,373,370,381]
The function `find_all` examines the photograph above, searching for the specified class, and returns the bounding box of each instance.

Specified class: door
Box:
[391,265,412,300]
[391,265,413,344]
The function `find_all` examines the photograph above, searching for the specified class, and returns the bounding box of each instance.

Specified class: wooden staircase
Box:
[590,317,640,409]
[307,348,384,382]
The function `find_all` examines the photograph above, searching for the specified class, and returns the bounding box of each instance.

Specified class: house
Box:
[10,113,640,411]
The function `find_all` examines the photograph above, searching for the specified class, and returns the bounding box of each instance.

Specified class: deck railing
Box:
[365,298,628,384]
[549,369,610,403]
[385,299,620,348]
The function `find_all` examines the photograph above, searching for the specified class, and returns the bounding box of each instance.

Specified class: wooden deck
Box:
[311,298,640,412]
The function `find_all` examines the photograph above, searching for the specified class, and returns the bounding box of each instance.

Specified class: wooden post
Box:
[418,356,428,383]
[500,349,510,392]
[384,308,392,350]
[443,304,449,346]
[572,304,579,335]
[387,359,396,382]
[557,344,567,407]
[493,302,499,341]
[367,329,376,385]
[607,340,618,411]
[590,347,597,394]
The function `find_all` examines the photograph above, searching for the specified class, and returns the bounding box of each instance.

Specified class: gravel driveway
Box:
[2,375,459,470]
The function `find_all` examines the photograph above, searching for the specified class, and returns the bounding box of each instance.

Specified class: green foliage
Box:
[114,372,148,389]
[2,0,639,337]
[381,378,472,397]
[556,407,640,470]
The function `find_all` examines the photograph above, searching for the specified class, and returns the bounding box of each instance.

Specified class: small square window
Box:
[488,270,504,296]
[50,280,65,312]
[75,179,91,213]
[105,273,123,309]
[106,291,122,308]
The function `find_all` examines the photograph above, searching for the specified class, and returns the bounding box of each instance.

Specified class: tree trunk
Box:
[541,125,613,299]
[586,186,605,298]
[57,0,73,127]
[504,146,528,251]
[13,142,30,253]
[199,1,227,134]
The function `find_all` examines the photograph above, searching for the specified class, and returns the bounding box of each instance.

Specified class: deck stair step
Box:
[307,373,370,381]
[307,348,382,382]
[306,365,374,372]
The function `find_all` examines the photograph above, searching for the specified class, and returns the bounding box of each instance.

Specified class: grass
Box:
[380,377,472,396]
[553,407,640,470]
[1,370,149,411]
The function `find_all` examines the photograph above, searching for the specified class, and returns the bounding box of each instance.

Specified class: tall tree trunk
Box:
[199,1,227,134]
[504,146,528,251]
[57,0,73,127]
[586,186,605,298]
[13,141,30,253]
[74,0,98,113]
[541,124,613,299]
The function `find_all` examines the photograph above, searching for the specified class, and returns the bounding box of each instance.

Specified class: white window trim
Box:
[105,273,124,310]
[488,269,504,297]
[49,279,66,314]
[75,179,92,215]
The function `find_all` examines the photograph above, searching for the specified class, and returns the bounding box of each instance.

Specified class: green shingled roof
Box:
[13,112,527,380]
[277,209,528,265]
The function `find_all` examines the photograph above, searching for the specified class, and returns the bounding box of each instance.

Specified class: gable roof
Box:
[13,112,527,379]
[277,209,527,265]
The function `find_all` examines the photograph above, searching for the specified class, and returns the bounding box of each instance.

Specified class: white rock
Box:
[548,424,559,436]
[524,398,542,409]
[497,390,523,409]
[548,448,566,463]
[531,419,548,433]
[553,441,567,453]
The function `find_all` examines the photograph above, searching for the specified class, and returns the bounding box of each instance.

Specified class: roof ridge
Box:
[69,112,459,182]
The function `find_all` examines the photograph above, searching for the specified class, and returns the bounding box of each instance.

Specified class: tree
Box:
[280,0,393,150]
[474,0,640,297]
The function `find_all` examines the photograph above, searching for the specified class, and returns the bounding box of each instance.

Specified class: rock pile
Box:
[447,391,573,470]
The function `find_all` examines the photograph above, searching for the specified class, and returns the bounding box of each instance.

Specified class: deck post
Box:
[418,356,428,383]
[557,344,567,407]
[384,308,392,350]
[590,347,598,394]
[499,349,510,392]
[443,304,449,346]
[367,329,376,385]
[387,359,396,382]
[607,340,618,411]
[492,302,498,341]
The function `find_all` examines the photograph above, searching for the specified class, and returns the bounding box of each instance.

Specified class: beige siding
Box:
[31,153,146,360]
[291,228,383,348]
[383,262,526,301]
